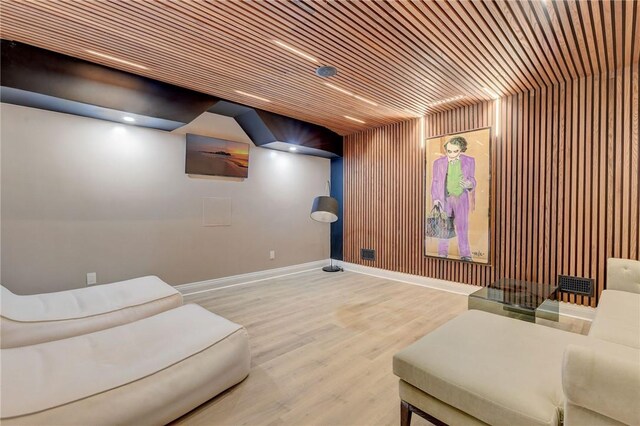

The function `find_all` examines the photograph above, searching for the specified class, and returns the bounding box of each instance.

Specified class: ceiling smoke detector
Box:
[315,66,338,78]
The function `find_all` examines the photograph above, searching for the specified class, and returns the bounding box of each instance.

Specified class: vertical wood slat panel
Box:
[343,65,640,307]
[632,62,639,260]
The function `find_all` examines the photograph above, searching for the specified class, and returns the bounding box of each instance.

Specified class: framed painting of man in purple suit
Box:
[425,127,491,264]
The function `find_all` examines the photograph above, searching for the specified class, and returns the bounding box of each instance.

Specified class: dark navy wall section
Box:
[330,157,343,261]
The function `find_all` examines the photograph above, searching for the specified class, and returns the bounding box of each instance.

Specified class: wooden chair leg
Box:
[401,400,412,426]
[401,400,449,426]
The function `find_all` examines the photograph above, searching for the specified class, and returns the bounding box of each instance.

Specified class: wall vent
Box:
[558,275,593,296]
[361,248,376,261]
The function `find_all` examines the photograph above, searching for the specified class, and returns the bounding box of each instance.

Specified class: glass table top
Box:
[469,278,558,311]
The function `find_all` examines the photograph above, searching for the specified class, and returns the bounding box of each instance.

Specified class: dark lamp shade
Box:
[310,196,338,223]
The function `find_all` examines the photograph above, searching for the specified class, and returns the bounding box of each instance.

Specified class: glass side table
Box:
[468,278,559,323]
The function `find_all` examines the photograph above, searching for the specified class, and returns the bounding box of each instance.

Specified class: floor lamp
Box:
[310,188,342,272]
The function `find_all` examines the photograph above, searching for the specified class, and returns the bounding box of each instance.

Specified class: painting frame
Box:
[423,126,492,265]
[185,133,250,179]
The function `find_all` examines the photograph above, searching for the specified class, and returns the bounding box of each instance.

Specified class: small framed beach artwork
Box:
[424,127,491,264]
[185,133,249,178]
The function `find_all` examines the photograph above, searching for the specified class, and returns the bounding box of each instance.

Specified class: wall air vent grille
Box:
[558,275,593,296]
[361,248,376,261]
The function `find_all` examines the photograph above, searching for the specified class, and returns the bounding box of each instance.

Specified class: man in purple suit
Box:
[430,136,476,261]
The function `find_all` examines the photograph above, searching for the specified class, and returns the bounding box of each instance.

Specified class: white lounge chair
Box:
[0,304,251,425]
[1,276,182,348]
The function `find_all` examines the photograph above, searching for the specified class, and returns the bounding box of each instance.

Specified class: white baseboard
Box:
[176,258,596,322]
[334,260,478,295]
[176,260,328,296]
[335,261,596,322]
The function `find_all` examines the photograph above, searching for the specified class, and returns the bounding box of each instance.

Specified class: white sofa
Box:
[1,276,183,348]
[562,258,640,425]
[393,258,640,426]
[0,304,251,425]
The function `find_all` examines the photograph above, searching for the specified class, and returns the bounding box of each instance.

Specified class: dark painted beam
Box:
[235,108,342,158]
[207,100,254,118]
[1,40,217,127]
[1,40,343,155]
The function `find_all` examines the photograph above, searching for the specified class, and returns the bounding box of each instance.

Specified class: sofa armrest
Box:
[607,258,640,294]
[562,344,640,426]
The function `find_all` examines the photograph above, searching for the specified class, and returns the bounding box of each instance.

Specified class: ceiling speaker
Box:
[315,66,338,78]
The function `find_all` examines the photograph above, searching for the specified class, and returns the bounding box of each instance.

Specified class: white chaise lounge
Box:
[0,304,251,425]
[1,276,182,348]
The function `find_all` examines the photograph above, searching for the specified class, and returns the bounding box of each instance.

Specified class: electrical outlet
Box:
[269,250,276,260]
[86,272,97,286]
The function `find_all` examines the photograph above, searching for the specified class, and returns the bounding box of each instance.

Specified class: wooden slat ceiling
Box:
[1,0,638,135]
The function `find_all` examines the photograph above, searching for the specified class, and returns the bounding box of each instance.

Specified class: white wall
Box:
[0,103,330,293]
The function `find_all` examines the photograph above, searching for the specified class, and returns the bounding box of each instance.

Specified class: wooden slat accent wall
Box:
[344,63,639,306]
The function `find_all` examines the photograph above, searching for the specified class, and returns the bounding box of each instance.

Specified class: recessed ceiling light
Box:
[325,82,353,96]
[235,90,271,102]
[427,95,465,107]
[325,83,378,106]
[353,95,378,107]
[85,50,148,69]
[273,40,319,63]
[122,116,135,122]
[344,115,365,124]
[482,87,501,99]
[289,146,298,152]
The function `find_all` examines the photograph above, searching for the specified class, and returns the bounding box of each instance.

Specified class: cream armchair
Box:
[562,258,640,425]
[394,258,640,426]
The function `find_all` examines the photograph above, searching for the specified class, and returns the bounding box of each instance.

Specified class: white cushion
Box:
[562,344,640,426]
[607,258,640,294]
[1,276,183,348]
[1,304,250,424]
[589,290,640,349]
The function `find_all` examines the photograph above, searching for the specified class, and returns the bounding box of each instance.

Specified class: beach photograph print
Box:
[186,134,249,178]
[424,127,491,264]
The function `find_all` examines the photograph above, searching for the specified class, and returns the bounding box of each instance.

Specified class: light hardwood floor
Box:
[173,270,590,426]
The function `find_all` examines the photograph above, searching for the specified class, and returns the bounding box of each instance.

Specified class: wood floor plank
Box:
[172,270,590,426]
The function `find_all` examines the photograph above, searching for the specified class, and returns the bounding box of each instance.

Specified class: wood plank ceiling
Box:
[1,0,638,135]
